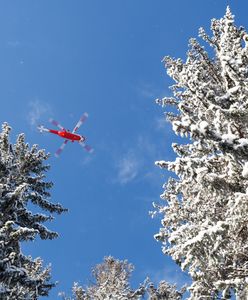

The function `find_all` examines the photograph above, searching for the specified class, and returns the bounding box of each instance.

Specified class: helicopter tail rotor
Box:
[37,125,49,133]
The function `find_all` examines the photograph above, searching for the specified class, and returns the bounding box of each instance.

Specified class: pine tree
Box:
[147,280,186,300]
[0,123,67,299]
[61,256,146,300]
[62,257,185,300]
[154,7,248,299]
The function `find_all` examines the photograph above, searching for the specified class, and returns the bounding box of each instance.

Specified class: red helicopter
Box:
[38,113,93,157]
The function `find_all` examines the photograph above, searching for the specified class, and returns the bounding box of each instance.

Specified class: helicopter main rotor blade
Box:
[49,118,66,131]
[79,141,94,153]
[72,113,88,133]
[55,140,69,157]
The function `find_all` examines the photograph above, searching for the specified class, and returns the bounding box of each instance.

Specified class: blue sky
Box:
[0,0,247,298]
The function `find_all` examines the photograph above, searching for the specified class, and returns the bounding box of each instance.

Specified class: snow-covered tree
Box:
[61,256,146,300]
[62,257,185,300]
[154,7,248,299]
[147,280,185,300]
[0,123,66,299]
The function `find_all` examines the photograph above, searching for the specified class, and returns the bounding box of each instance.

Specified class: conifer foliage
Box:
[62,256,146,300]
[0,123,66,299]
[147,280,185,300]
[62,256,184,300]
[155,7,248,299]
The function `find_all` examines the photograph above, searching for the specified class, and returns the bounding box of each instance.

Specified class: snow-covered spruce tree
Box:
[154,7,248,299]
[0,123,66,299]
[62,256,185,300]
[147,280,186,300]
[61,256,146,300]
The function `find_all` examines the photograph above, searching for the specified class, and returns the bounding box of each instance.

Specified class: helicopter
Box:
[38,112,93,157]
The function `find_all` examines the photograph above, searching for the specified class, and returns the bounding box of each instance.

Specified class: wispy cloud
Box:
[116,151,141,184]
[80,154,94,167]
[142,262,191,290]
[136,82,167,101]
[114,134,163,185]
[27,99,52,127]
[137,83,158,99]
[155,116,168,130]
[6,40,21,48]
